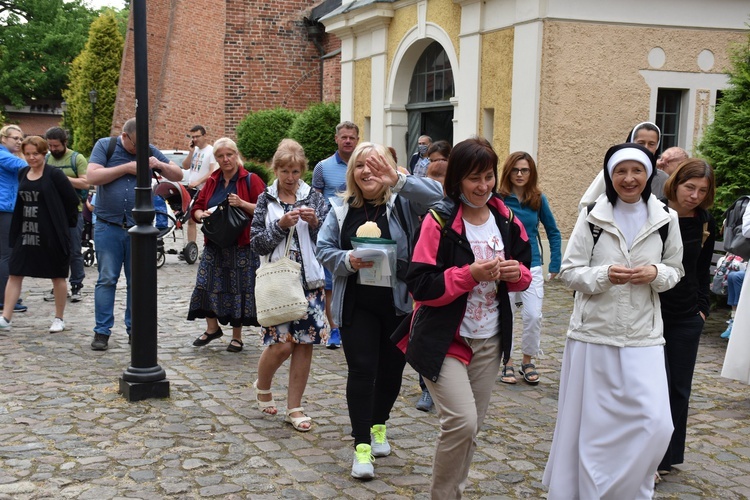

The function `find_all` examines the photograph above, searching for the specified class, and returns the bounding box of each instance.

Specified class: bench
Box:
[710,239,725,277]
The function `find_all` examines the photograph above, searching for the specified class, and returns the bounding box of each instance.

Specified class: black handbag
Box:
[201,198,249,248]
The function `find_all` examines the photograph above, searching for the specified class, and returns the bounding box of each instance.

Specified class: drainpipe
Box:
[304,17,326,102]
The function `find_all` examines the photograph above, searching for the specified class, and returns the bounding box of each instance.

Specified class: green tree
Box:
[288,102,341,170]
[698,32,750,211]
[63,13,123,155]
[0,0,95,105]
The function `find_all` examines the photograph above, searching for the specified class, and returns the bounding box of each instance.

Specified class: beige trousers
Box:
[423,334,502,499]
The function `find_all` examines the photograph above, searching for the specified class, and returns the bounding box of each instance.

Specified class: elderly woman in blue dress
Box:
[250,139,329,432]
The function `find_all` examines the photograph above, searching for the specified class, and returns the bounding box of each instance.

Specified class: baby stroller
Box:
[152,180,200,268]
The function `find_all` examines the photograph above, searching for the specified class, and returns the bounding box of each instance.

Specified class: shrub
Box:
[236,108,299,163]
[243,160,273,187]
[288,102,341,169]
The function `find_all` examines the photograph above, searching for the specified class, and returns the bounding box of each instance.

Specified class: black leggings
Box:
[340,285,406,447]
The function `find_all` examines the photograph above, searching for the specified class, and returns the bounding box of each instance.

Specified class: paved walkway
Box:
[0,249,747,499]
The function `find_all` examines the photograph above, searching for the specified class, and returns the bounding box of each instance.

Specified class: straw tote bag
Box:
[255,225,309,327]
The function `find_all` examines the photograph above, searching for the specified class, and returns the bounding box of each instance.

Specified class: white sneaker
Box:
[0,316,11,330]
[43,289,55,302]
[49,317,65,333]
[351,443,374,479]
[370,424,391,457]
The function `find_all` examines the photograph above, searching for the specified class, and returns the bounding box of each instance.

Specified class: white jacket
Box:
[561,194,684,347]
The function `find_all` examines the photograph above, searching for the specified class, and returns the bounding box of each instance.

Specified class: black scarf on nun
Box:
[602,143,657,206]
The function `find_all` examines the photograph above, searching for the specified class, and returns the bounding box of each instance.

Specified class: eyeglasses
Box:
[511,168,531,176]
[5,135,23,142]
[125,133,136,148]
[189,134,204,140]
[429,158,447,163]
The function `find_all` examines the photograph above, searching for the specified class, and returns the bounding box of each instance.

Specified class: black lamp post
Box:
[88,89,97,148]
[119,0,170,402]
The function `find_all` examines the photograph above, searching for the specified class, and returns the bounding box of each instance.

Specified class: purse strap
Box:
[260,224,296,265]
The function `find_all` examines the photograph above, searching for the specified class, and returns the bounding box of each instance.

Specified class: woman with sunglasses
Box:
[498,152,561,384]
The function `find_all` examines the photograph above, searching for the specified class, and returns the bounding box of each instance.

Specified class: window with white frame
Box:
[655,88,685,155]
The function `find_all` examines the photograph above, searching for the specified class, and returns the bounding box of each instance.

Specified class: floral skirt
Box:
[187,243,259,327]
[261,287,328,345]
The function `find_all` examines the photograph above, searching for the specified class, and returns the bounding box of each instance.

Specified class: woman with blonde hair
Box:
[188,137,265,352]
[316,142,443,479]
[250,139,329,432]
[0,125,28,314]
[498,151,562,384]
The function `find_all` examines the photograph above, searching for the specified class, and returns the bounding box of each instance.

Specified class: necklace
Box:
[363,201,382,222]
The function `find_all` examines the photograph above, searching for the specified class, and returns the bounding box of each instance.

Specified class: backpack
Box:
[586,202,669,257]
[711,254,746,295]
[722,195,750,260]
[46,151,88,203]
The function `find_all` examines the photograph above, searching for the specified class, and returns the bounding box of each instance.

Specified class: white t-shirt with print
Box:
[460,216,504,339]
[187,144,215,188]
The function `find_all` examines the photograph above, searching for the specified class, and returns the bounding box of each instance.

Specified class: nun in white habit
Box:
[722,203,750,383]
[543,143,684,499]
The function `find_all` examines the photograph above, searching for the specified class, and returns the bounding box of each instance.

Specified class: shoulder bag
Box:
[255,225,309,327]
[201,198,249,248]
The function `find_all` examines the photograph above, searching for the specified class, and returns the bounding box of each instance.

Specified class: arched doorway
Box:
[406,41,454,161]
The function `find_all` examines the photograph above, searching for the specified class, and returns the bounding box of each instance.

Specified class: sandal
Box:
[253,380,277,415]
[285,407,312,432]
[519,363,540,385]
[192,327,223,346]
[226,338,243,352]
[500,364,517,384]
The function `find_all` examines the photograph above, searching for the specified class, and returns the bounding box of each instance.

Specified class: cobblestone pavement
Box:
[0,248,747,499]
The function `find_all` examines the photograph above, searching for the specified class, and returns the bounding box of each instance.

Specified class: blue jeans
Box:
[0,212,11,299]
[727,270,745,307]
[69,212,85,287]
[94,221,131,336]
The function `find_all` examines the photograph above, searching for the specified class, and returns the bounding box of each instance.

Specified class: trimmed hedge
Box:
[288,102,341,169]
[236,108,299,163]
[243,161,273,187]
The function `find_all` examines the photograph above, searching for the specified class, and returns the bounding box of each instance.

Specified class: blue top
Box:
[503,193,562,273]
[312,151,347,205]
[207,170,240,207]
[89,137,169,226]
[0,145,28,213]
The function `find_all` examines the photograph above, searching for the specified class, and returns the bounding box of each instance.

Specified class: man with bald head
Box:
[657,147,689,176]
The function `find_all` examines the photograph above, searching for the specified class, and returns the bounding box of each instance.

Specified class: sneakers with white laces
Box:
[0,316,11,331]
[370,424,391,457]
[49,317,65,333]
[351,443,374,479]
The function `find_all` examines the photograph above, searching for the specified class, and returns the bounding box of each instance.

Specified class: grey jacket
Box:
[315,174,443,326]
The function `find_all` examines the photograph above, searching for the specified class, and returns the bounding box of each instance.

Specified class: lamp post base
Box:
[119,378,170,402]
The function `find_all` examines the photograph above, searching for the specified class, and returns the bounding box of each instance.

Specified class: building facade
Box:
[112,0,341,151]
[321,0,749,235]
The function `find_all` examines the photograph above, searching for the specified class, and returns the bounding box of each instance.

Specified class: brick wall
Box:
[322,33,341,103]
[114,0,342,149]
